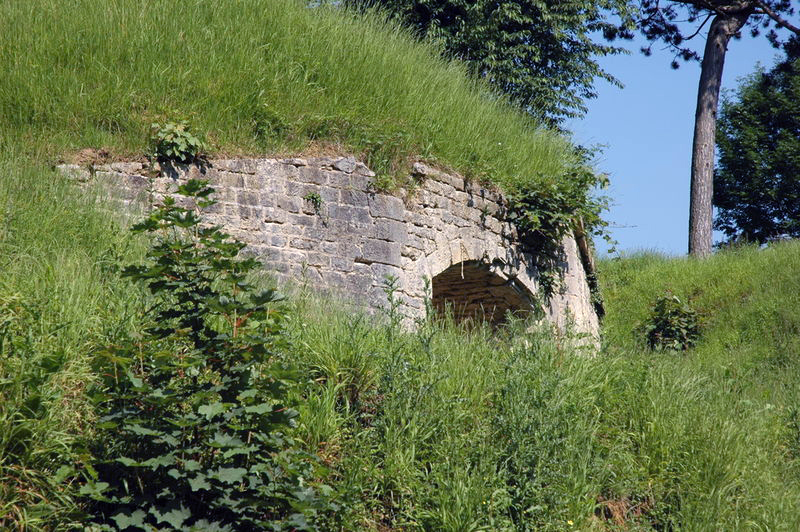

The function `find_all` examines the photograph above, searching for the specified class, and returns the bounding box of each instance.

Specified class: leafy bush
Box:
[83,180,332,530]
[150,121,208,164]
[641,293,700,351]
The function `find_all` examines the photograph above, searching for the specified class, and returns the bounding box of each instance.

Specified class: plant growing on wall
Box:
[82,179,332,530]
[150,121,208,164]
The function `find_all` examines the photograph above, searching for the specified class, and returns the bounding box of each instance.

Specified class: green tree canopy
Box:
[343,0,635,126]
[714,38,800,244]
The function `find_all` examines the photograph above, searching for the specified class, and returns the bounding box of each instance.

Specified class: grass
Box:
[0,157,145,529]
[1,0,800,529]
[595,243,800,529]
[0,0,574,194]
[3,158,800,529]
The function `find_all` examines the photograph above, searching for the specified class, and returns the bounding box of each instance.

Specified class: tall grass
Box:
[4,159,800,529]
[595,243,800,530]
[0,0,573,193]
[0,157,144,529]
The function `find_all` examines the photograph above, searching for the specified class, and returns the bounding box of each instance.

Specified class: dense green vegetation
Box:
[715,37,800,244]
[5,160,800,529]
[2,0,800,529]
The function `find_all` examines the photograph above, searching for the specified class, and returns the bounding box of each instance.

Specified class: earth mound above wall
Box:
[59,156,599,337]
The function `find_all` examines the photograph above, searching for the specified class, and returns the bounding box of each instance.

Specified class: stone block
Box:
[217,172,245,188]
[296,166,329,185]
[351,174,372,191]
[280,158,307,167]
[57,164,91,182]
[306,252,331,267]
[370,263,403,283]
[358,240,402,267]
[214,159,258,174]
[374,219,408,243]
[304,226,334,244]
[289,238,315,251]
[287,213,317,228]
[354,162,376,177]
[110,162,144,173]
[238,190,260,206]
[333,156,357,174]
[244,175,267,189]
[331,256,355,272]
[277,196,301,213]
[328,205,372,225]
[262,207,288,224]
[340,189,369,206]
[369,195,405,221]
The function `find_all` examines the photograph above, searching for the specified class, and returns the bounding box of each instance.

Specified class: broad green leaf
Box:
[198,402,227,420]
[188,473,212,492]
[111,510,148,529]
[213,467,248,484]
[150,504,190,528]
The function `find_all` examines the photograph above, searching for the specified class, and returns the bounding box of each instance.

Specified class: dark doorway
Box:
[431,261,534,326]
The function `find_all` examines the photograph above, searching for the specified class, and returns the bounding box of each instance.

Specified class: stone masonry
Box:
[58,156,599,337]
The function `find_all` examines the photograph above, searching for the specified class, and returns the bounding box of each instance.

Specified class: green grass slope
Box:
[0,0,575,194]
[596,243,800,530]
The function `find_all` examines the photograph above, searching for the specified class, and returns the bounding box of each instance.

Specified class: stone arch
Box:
[58,156,599,338]
[430,260,537,326]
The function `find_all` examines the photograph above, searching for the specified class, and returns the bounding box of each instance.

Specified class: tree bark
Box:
[688,12,750,257]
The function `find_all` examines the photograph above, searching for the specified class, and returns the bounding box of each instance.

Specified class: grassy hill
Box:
[2,0,800,530]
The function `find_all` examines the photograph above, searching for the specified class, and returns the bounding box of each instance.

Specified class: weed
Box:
[303,191,324,215]
[149,121,207,164]
[641,293,700,351]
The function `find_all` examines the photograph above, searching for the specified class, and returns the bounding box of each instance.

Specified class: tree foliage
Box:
[343,0,635,125]
[637,0,799,65]
[715,38,800,243]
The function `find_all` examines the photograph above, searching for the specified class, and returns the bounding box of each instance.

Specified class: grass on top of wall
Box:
[0,0,574,195]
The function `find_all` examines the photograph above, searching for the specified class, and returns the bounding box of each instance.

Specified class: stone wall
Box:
[58,156,599,337]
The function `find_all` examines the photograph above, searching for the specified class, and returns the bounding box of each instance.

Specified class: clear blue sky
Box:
[567,31,785,256]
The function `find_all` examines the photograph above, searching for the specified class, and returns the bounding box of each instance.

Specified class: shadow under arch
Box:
[431,260,538,327]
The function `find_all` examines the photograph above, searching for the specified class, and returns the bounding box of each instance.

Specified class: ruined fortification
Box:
[59,156,599,336]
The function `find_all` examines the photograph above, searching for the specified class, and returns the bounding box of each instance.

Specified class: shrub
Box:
[150,121,208,164]
[641,293,700,351]
[82,180,332,530]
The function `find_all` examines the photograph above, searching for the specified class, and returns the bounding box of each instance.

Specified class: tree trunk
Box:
[688,12,750,257]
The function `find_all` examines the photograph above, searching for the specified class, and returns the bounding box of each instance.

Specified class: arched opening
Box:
[431,261,535,327]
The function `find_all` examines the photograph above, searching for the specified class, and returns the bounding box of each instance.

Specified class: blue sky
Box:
[567,31,785,256]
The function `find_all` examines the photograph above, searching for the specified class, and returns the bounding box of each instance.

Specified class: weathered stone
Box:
[277,196,301,213]
[56,156,599,339]
[281,158,307,167]
[57,164,91,182]
[333,156,357,174]
[110,162,144,173]
[296,166,328,185]
[328,205,371,225]
[354,162,376,177]
[214,159,258,174]
[340,188,368,206]
[358,240,402,267]
[369,195,404,221]
[374,219,407,243]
